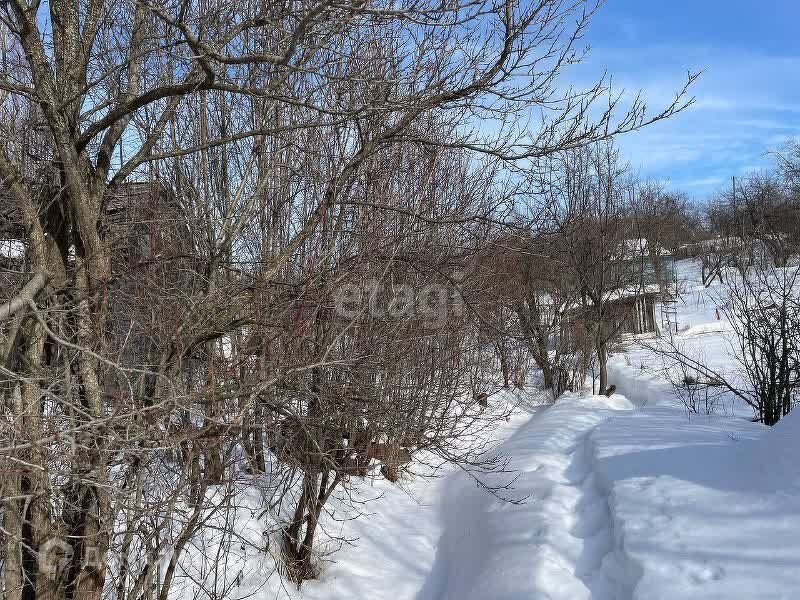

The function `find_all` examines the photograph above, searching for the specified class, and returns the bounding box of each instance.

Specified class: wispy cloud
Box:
[577,48,800,198]
[572,2,800,199]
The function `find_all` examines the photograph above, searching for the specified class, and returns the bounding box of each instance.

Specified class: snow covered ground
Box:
[239,259,800,599]
[592,407,800,600]
[418,393,636,600]
[283,396,800,600]
[608,258,754,416]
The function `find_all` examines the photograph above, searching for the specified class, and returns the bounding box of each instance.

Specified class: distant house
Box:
[1,180,193,363]
[102,181,195,366]
[601,287,663,336]
[0,180,187,267]
[613,238,676,336]
[562,239,677,339]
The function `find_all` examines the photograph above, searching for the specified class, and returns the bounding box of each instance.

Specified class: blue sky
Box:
[578,0,800,200]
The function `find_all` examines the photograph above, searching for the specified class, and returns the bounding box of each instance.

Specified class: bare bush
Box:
[641,266,800,426]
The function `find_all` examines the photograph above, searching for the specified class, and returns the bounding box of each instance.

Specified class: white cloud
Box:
[565,45,800,197]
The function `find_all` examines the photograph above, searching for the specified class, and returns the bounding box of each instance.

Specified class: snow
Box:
[607,258,755,415]
[162,459,447,600]
[229,390,541,600]
[418,393,634,600]
[0,238,25,258]
[619,238,672,258]
[416,392,800,600]
[216,258,800,600]
[287,475,443,600]
[591,408,800,599]
[680,322,733,337]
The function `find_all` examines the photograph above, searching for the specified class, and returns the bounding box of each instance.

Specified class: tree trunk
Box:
[495,340,510,388]
[540,361,554,390]
[597,341,609,395]
[295,470,328,580]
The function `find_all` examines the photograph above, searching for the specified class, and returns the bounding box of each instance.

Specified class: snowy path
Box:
[210,260,800,600]
[292,387,800,600]
[417,395,634,600]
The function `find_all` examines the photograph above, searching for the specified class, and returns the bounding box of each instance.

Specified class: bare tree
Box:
[532,143,646,394]
[0,0,695,594]
[640,266,800,426]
